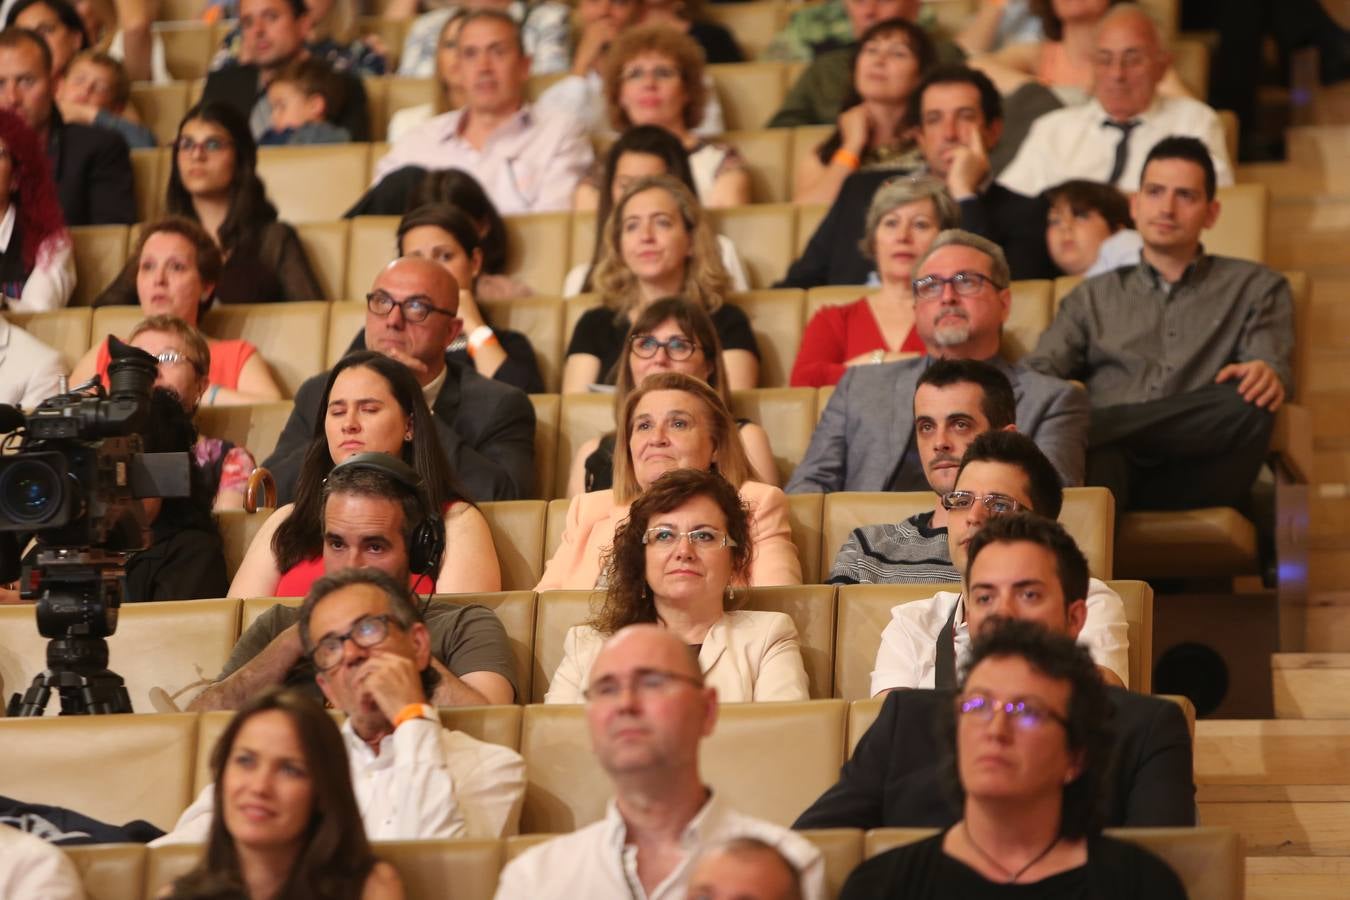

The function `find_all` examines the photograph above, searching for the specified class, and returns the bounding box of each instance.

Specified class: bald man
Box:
[262,256,536,502]
[495,625,825,900]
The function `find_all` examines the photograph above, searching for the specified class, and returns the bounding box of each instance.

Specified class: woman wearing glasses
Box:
[538,371,798,592]
[73,217,284,406]
[95,102,323,305]
[228,351,500,598]
[545,466,809,703]
[565,296,776,496]
[790,176,959,387]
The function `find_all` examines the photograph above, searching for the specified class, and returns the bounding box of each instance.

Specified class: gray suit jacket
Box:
[785,356,1089,493]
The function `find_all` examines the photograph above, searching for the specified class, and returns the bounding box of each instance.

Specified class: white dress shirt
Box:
[997,96,1234,197]
[0,824,85,900]
[869,577,1130,696]
[0,206,76,313]
[152,716,525,845]
[371,104,594,215]
[0,316,65,409]
[494,792,825,900]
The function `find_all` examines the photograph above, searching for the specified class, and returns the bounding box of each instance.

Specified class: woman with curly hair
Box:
[544,465,809,703]
[0,108,74,311]
[562,174,759,392]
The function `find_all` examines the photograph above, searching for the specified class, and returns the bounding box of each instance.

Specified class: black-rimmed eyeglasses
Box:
[309,614,399,672]
[629,334,701,361]
[911,271,1004,302]
[366,292,456,324]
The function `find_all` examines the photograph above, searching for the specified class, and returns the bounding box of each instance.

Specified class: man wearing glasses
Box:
[497,624,825,899]
[158,568,526,845]
[787,230,1087,494]
[794,512,1193,832]
[263,256,536,503]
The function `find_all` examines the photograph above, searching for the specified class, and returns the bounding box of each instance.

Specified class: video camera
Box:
[0,337,191,715]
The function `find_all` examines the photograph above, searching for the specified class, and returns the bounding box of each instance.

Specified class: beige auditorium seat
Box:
[129,82,190,148]
[256,145,373,223]
[201,302,331,397]
[1106,827,1242,900]
[704,0,784,58]
[789,126,834,194]
[711,206,797,290]
[554,392,615,500]
[1206,183,1268,263]
[833,583,937,700]
[729,386,816,486]
[741,585,836,699]
[730,289,806,388]
[479,500,548,592]
[568,209,598,274]
[787,492,824,585]
[326,301,366,365]
[529,393,560,501]
[158,0,206,19]
[346,215,400,300]
[544,497,570,563]
[795,203,828,255]
[63,843,146,900]
[216,509,276,583]
[707,62,788,131]
[195,401,293,464]
[532,590,597,702]
[378,840,503,900]
[382,77,438,135]
[295,220,349,301]
[89,304,142,348]
[0,713,198,831]
[563,292,602,350]
[240,594,301,630]
[503,213,571,296]
[847,696,883,753]
[155,22,214,80]
[799,827,864,900]
[517,703,609,832]
[523,71,568,102]
[863,826,937,857]
[130,148,164,224]
[722,129,793,203]
[483,295,566,393]
[69,225,130,306]
[0,599,241,714]
[1113,580,1154,694]
[7,308,91,371]
[144,844,201,899]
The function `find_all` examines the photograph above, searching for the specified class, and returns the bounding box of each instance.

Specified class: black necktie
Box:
[1103,119,1141,186]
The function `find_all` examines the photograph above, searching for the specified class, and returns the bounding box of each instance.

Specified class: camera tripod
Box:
[7,636,133,716]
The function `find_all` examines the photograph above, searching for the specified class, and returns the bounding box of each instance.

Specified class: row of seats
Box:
[0,574,1148,716]
[58,826,1238,900]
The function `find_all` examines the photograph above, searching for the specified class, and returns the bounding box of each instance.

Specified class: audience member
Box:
[1026,136,1294,514]
[69,0,166,83]
[566,126,749,296]
[1043,178,1140,276]
[385,8,463,142]
[241,351,504,593]
[0,27,134,225]
[787,230,1087,493]
[0,822,84,899]
[159,568,527,842]
[7,0,85,77]
[259,55,351,144]
[77,217,285,405]
[197,450,514,711]
[531,0,645,136]
[563,175,758,393]
[201,0,369,140]
[764,0,913,65]
[955,0,1042,55]
[496,624,824,898]
[869,432,1128,691]
[547,468,809,703]
[390,0,570,78]
[795,516,1194,831]
[998,4,1232,197]
[211,0,390,77]
[838,618,1187,897]
[370,9,592,214]
[789,176,956,386]
[567,296,777,496]
[538,372,800,590]
[54,50,155,148]
[638,0,742,64]
[828,359,1015,585]
[0,107,72,310]
[0,311,62,406]
[793,18,934,205]
[162,688,404,900]
[780,65,1057,287]
[686,838,806,900]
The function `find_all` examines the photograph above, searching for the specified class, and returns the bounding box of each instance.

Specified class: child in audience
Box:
[54,50,156,148]
[260,57,352,145]
[1042,179,1141,277]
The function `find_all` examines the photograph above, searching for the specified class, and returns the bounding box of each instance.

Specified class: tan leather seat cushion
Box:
[1117,508,1258,578]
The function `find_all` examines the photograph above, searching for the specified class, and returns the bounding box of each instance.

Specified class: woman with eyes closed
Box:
[563,174,760,393]
[790,176,960,387]
[162,687,403,900]
[565,296,777,497]
[74,217,284,406]
[545,467,808,703]
[228,351,500,599]
[538,371,799,592]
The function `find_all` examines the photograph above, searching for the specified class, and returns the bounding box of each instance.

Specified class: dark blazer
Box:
[793,686,1196,830]
[201,63,370,142]
[261,357,537,503]
[46,112,136,226]
[777,170,1057,288]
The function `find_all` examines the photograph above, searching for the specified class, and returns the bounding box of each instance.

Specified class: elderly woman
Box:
[566,296,777,496]
[794,18,935,206]
[790,176,959,387]
[545,467,809,703]
[563,174,759,392]
[539,372,800,591]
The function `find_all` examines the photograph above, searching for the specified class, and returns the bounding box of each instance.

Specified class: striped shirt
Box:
[827,511,961,585]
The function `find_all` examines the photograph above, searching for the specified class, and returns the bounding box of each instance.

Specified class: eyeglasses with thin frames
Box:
[941,491,1024,516]
[583,667,705,702]
[911,271,1004,303]
[174,136,233,155]
[642,527,738,549]
[154,349,206,376]
[955,692,1069,731]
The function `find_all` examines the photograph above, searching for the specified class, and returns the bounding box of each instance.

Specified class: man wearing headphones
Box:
[189,452,517,711]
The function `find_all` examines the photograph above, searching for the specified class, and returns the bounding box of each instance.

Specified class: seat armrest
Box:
[1270,403,1312,484]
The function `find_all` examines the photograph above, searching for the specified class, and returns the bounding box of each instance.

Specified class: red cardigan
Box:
[790,297,925,387]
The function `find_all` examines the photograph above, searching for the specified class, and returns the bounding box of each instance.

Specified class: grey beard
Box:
[930,322,972,348]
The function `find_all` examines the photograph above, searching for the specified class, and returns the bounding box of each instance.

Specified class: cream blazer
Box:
[534,481,803,591]
[544,609,811,703]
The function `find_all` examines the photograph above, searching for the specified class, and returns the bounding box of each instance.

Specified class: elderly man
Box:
[787,230,1087,494]
[795,512,1194,831]
[495,625,825,900]
[190,452,518,711]
[369,9,592,215]
[998,4,1232,197]
[159,568,527,843]
[263,256,535,502]
[0,27,133,225]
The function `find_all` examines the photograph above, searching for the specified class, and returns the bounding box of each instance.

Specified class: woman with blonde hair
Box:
[562,174,759,393]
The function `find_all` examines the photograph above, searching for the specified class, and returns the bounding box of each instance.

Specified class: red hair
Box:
[0,108,69,270]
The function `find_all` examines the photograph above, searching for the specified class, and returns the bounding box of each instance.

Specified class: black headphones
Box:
[327,452,446,581]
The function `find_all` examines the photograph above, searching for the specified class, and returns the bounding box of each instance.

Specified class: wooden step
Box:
[1309,546,1350,592]
[1311,491,1350,533]
[1301,593,1350,651]
[1247,856,1350,897]
[1273,654,1350,717]
[1195,720,1350,785]
[1286,127,1350,167]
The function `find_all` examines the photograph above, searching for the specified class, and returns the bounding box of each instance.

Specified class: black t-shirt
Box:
[566,303,759,386]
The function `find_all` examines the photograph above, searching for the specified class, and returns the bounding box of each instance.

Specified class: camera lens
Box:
[0,459,62,524]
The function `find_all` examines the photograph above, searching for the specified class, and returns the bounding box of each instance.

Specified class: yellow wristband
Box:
[831,148,861,171]
[393,703,433,728]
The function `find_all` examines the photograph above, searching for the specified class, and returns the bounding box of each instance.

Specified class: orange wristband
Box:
[393,703,433,728]
[831,148,861,171]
